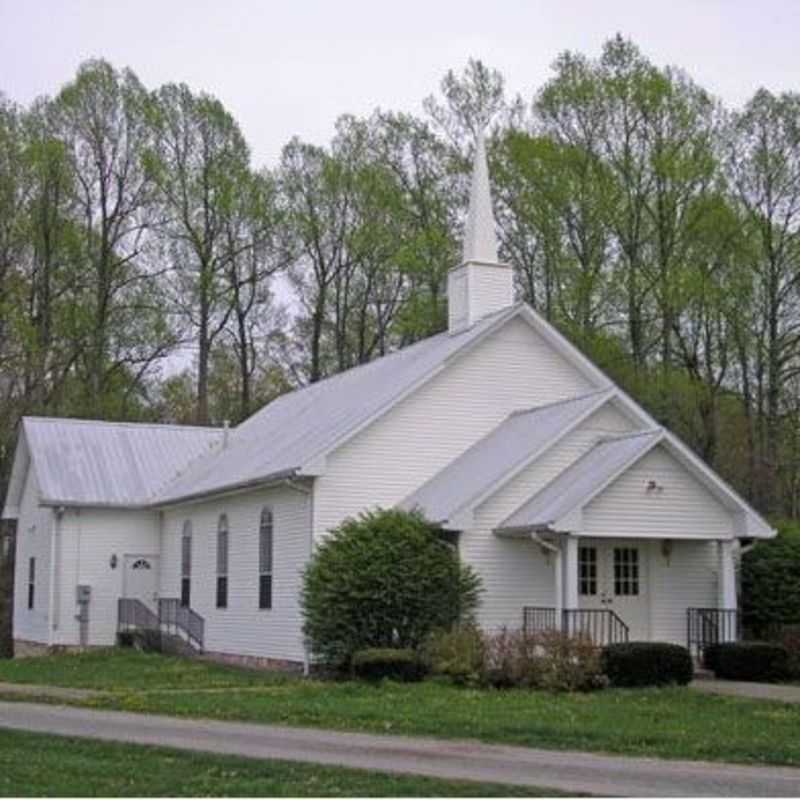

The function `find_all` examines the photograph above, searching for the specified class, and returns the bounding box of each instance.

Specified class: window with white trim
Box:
[216,514,229,609]
[578,546,597,596]
[259,507,273,609]
[614,547,639,596]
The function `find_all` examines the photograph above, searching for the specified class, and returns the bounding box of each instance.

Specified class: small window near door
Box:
[27,557,35,609]
[181,521,192,608]
[614,547,639,596]
[578,546,597,596]
[216,514,229,609]
[131,558,151,570]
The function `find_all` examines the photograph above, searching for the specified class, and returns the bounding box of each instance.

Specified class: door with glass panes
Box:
[577,539,649,640]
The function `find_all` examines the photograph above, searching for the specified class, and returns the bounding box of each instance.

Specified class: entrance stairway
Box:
[117,597,205,653]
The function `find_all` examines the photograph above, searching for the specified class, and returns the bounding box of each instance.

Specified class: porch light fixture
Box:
[109,554,118,570]
[661,539,673,564]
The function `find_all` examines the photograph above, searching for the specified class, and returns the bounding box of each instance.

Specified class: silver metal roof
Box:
[497,430,662,533]
[401,389,615,524]
[154,305,521,504]
[23,417,223,507]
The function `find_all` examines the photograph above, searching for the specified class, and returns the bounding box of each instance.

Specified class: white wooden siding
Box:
[160,483,310,662]
[12,466,53,644]
[465,404,635,630]
[314,316,595,540]
[55,508,160,646]
[583,446,735,539]
[648,539,718,644]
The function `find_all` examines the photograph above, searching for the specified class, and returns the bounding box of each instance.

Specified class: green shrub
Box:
[533,630,608,692]
[705,641,791,682]
[301,508,482,668]
[601,642,693,687]
[741,527,800,638]
[352,648,424,682]
[424,624,486,686]
[117,629,162,653]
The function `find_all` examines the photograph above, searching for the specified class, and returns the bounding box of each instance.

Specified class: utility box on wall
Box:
[76,585,91,604]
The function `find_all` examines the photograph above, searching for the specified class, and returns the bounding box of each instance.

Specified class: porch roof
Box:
[400,389,614,525]
[496,430,662,534]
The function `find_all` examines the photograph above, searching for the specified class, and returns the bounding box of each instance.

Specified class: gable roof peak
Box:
[462,128,499,265]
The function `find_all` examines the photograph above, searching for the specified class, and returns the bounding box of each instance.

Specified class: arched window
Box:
[259,507,273,609]
[181,520,192,608]
[216,514,229,609]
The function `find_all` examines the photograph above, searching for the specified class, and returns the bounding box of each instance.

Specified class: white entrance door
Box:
[577,540,649,640]
[123,554,159,612]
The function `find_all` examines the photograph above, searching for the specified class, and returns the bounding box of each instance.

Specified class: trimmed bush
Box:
[741,527,800,638]
[704,641,791,682]
[302,509,482,668]
[424,624,486,686]
[352,648,424,682]
[601,642,693,687]
[117,628,162,653]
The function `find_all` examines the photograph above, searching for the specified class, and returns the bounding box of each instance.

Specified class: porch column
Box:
[564,536,579,611]
[717,539,737,642]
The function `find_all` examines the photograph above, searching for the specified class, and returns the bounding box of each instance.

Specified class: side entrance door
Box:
[577,539,649,640]
[123,554,160,612]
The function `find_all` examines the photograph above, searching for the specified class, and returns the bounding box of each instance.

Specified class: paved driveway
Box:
[1,701,798,797]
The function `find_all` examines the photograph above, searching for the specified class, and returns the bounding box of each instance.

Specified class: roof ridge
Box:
[23,416,222,434]
[507,387,614,418]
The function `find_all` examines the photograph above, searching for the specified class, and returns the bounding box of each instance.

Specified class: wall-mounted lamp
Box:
[646,479,664,494]
[109,553,118,570]
[661,539,673,564]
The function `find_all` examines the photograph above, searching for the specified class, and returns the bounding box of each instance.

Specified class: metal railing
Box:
[158,598,205,651]
[523,606,630,646]
[687,607,738,657]
[118,598,160,632]
[117,597,205,652]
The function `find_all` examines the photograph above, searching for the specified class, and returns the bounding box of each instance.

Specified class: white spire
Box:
[462,128,499,264]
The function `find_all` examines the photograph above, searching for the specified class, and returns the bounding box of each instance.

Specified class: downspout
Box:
[47,507,64,647]
[284,478,313,677]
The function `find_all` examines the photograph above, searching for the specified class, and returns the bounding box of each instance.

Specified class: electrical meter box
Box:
[76,585,91,604]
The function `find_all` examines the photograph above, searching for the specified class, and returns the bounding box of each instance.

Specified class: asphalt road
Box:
[1,701,798,797]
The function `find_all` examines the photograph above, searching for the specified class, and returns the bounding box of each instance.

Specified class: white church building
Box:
[2,135,774,667]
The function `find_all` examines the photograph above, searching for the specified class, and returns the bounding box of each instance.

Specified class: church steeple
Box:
[448,129,514,334]
[462,129,499,264]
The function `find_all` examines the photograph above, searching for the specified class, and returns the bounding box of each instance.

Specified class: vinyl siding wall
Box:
[583,447,735,539]
[314,316,595,540]
[55,508,160,646]
[160,483,310,663]
[465,404,635,630]
[13,466,52,644]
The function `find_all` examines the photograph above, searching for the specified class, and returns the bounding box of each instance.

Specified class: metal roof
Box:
[401,389,615,524]
[497,430,662,533]
[154,305,522,505]
[22,417,223,507]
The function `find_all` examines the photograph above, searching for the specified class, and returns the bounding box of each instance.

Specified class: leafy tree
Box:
[302,509,482,668]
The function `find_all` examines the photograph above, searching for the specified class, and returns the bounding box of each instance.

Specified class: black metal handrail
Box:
[522,606,630,646]
[563,608,629,645]
[158,598,205,651]
[687,607,738,656]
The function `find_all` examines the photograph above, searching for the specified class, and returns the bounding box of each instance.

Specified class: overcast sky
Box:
[2,1,798,168]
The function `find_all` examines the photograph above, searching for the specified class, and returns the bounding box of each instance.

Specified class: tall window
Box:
[181,521,192,608]
[27,557,35,610]
[216,514,229,609]
[614,547,639,596]
[578,546,597,596]
[259,507,273,609]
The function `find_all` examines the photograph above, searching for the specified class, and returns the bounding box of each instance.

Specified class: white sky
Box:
[2,0,798,169]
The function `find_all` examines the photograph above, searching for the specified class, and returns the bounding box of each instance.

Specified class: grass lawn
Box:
[0,729,557,797]
[2,649,800,767]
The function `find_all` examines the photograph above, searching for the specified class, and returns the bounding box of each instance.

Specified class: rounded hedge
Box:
[601,642,693,687]
[301,508,482,668]
[704,641,791,682]
[741,529,800,638]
